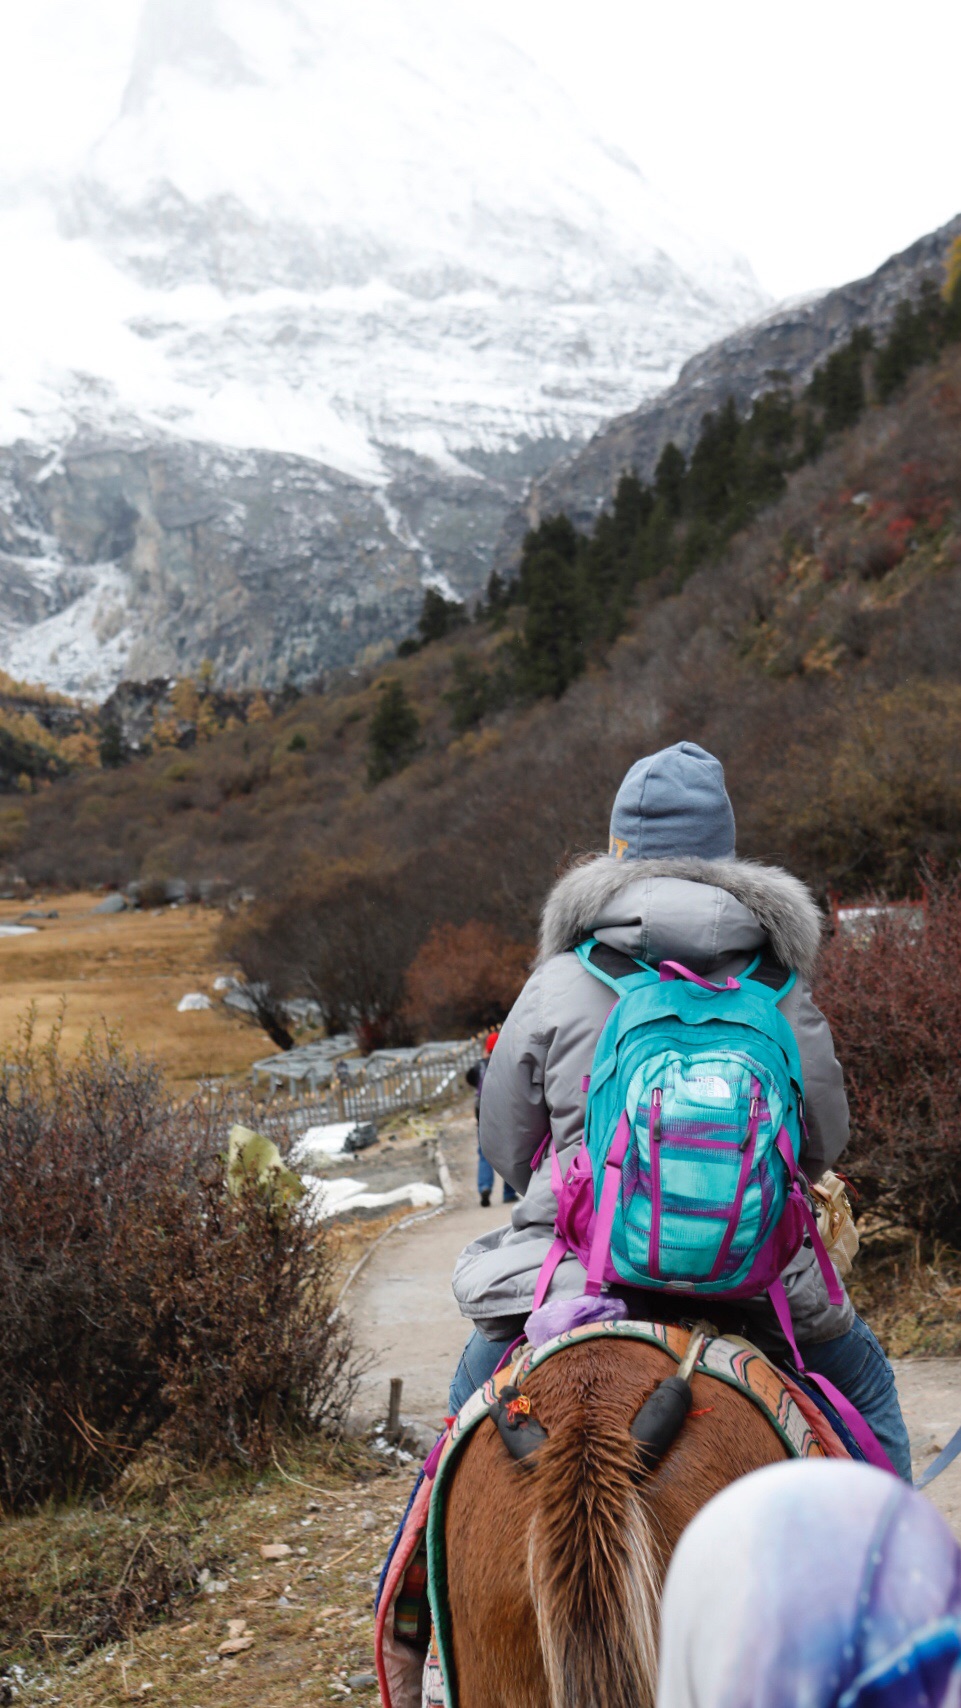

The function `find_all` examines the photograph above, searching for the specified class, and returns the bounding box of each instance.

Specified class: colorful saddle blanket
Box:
[374,1319,850,1708]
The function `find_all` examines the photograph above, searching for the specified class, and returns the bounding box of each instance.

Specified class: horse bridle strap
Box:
[490,1384,549,1463]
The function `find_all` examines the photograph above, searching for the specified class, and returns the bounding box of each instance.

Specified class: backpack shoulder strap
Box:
[574,936,656,994]
[743,950,798,1005]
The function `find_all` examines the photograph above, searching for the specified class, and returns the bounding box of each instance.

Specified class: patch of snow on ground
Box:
[0,925,38,937]
[301,1176,444,1219]
[177,992,213,1012]
[289,1123,359,1166]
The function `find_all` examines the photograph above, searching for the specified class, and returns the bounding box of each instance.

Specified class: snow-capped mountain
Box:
[0,0,768,694]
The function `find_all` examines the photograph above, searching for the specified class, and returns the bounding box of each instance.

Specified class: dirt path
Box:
[348,1102,496,1441]
[348,1100,961,1531]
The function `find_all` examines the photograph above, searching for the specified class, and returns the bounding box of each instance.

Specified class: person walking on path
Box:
[448,741,912,1478]
[466,1030,517,1209]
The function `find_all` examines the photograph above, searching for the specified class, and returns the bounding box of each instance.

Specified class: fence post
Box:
[387,1377,403,1443]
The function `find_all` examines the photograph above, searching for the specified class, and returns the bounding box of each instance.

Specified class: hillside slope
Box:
[7,340,961,931]
[494,214,961,571]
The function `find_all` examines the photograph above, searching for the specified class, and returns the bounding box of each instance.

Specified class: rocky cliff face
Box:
[495,215,961,568]
[0,0,766,695]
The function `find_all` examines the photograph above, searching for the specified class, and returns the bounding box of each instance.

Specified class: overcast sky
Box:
[485,0,961,298]
[2,0,959,303]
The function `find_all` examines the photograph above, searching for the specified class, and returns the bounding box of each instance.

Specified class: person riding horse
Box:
[448,741,911,1479]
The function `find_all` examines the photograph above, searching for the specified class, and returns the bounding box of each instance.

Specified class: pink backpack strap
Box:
[659,960,741,992]
[797,1192,844,1307]
[529,1129,553,1172]
[584,1109,631,1297]
[529,1130,584,1309]
[767,1279,896,1475]
[532,1237,568,1310]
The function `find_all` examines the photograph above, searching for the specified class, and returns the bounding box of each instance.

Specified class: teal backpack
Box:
[532,940,821,1306]
[528,937,891,1471]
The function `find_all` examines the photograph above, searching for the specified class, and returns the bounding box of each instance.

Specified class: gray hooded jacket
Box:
[451,855,855,1347]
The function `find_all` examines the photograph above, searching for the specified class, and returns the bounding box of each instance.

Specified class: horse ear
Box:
[629,1374,692,1473]
[489,1385,548,1464]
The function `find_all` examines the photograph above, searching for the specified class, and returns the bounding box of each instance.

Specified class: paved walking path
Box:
[348,1100,961,1533]
[348,1103,494,1439]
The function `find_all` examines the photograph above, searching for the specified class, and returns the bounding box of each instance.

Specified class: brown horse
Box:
[443,1336,787,1708]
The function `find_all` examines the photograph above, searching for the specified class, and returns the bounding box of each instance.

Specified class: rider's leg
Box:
[799,1313,912,1482]
[449,1329,516,1416]
[477,1133,494,1206]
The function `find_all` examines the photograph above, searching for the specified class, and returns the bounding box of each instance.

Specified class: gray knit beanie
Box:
[608,741,735,861]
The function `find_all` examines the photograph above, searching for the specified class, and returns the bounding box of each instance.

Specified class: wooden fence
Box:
[264,1037,481,1138]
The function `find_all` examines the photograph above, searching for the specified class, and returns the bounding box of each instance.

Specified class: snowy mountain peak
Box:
[0,0,769,695]
[122,0,266,111]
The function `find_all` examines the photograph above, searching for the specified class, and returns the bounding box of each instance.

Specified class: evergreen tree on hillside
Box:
[518,547,585,699]
[654,442,686,518]
[518,514,578,601]
[367,680,421,783]
[808,328,873,433]
[444,652,491,733]
[684,398,741,526]
[418,586,466,646]
[98,720,128,769]
[874,283,945,401]
[481,569,507,620]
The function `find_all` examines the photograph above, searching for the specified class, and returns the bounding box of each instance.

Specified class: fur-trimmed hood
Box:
[538,854,824,980]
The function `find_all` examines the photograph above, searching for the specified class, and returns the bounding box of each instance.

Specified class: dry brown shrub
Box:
[816,870,961,1247]
[0,1017,355,1512]
[403,919,532,1039]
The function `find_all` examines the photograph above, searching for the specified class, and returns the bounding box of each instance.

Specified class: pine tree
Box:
[519,548,585,699]
[444,653,490,733]
[684,398,741,527]
[98,720,127,769]
[808,329,873,433]
[417,586,465,646]
[518,515,578,602]
[654,442,686,518]
[367,680,421,783]
[481,568,510,625]
[874,284,944,401]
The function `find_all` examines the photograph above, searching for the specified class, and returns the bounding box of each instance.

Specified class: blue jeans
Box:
[448,1314,913,1482]
[477,1135,517,1204]
[801,1315,912,1482]
[450,1328,516,1414]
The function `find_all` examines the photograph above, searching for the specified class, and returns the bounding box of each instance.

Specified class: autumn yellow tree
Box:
[247,691,272,724]
[151,705,181,748]
[195,700,220,742]
[171,677,201,722]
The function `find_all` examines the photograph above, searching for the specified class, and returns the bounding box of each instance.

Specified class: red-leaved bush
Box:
[816,873,961,1247]
[0,1020,355,1512]
[403,920,532,1039]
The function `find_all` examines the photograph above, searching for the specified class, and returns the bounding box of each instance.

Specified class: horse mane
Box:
[528,1354,661,1708]
[443,1338,788,1708]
